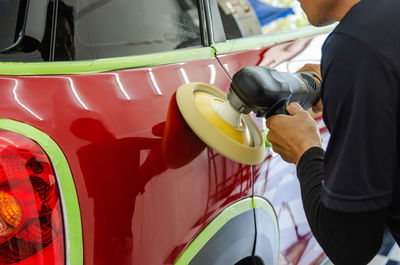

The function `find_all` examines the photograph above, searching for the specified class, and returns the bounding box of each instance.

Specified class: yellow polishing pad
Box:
[176,83,265,165]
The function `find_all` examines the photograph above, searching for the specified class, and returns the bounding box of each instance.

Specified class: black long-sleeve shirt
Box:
[297,148,385,264]
[296,0,400,263]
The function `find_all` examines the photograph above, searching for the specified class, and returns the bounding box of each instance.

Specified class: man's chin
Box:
[309,18,336,27]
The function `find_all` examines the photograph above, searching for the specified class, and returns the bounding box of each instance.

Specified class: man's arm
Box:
[297,147,385,265]
[266,104,386,264]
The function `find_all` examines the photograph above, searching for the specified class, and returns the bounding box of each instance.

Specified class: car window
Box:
[217,0,308,40]
[55,0,201,61]
[0,0,23,52]
[0,0,54,62]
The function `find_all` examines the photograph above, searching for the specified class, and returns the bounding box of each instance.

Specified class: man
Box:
[266,0,400,264]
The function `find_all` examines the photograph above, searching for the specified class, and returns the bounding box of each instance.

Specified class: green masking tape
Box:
[174,196,278,264]
[0,47,215,76]
[212,25,336,54]
[263,129,271,148]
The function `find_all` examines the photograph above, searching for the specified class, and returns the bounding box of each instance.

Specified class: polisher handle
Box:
[273,106,289,116]
[265,98,289,119]
[229,66,321,118]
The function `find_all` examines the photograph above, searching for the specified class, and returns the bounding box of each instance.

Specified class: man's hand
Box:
[312,99,323,114]
[297,63,321,82]
[266,102,322,165]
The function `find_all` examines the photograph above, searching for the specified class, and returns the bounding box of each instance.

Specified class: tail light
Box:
[0,129,64,264]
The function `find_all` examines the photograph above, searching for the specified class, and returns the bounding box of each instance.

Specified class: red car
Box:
[0,0,333,264]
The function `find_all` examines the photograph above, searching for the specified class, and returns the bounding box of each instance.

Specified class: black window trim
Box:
[197,0,210,46]
[199,0,226,46]
[205,0,226,44]
[49,0,58,61]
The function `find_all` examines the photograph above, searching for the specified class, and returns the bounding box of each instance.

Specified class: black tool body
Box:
[228,66,321,119]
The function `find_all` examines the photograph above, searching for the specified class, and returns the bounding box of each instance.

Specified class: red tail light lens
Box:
[0,130,64,264]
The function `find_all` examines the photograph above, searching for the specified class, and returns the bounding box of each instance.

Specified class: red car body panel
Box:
[0,57,253,265]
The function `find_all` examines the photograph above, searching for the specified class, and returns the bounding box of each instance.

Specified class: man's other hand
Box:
[312,99,323,114]
[297,63,321,81]
[297,64,323,116]
[266,102,322,166]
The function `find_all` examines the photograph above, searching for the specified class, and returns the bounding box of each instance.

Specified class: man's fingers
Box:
[266,114,288,129]
[266,129,282,147]
[266,103,307,129]
[286,102,304,116]
[266,117,272,129]
[266,128,274,142]
[312,99,323,114]
[265,114,281,129]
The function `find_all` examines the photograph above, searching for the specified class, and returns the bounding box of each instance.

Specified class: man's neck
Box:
[332,0,361,21]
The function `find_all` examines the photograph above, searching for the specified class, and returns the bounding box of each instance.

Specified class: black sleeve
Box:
[320,33,398,212]
[297,147,386,265]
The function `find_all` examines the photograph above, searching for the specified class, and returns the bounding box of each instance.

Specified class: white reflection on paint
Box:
[0,136,17,146]
[12,80,44,121]
[179,68,190,84]
[67,78,89,110]
[223,64,230,72]
[208,64,216,84]
[148,69,162,95]
[112,73,131,100]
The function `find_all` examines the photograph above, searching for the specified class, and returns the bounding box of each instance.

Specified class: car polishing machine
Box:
[176,66,322,165]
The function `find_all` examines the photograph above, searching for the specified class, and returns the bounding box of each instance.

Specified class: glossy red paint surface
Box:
[215,37,314,77]
[0,57,252,265]
[216,34,330,265]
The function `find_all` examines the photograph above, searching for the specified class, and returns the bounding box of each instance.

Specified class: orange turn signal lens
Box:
[0,191,22,239]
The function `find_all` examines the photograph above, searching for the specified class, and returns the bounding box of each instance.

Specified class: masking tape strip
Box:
[0,119,83,265]
[174,196,278,264]
[253,196,280,261]
[0,47,215,76]
[212,24,337,54]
